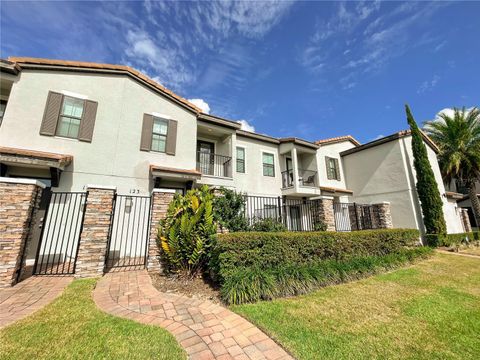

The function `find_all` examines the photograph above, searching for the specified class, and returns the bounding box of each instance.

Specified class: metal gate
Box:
[105,194,151,270]
[33,191,88,275]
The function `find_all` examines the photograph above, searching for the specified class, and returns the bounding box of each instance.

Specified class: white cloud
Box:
[417,75,440,94]
[237,119,255,132]
[187,98,210,114]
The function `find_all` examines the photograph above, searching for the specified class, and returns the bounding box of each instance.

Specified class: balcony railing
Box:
[282,169,318,188]
[281,169,294,188]
[196,151,232,178]
[299,169,317,187]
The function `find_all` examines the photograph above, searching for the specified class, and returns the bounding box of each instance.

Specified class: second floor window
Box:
[326,156,341,180]
[56,96,84,138]
[263,152,275,177]
[236,147,245,173]
[151,117,168,152]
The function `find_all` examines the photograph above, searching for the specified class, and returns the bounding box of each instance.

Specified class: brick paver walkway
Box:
[0,276,72,328]
[94,270,292,360]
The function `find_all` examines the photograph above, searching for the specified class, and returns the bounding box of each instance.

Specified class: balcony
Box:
[282,168,317,188]
[196,151,232,178]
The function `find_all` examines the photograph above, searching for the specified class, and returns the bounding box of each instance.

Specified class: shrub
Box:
[313,221,328,231]
[424,231,479,247]
[213,187,249,232]
[221,247,432,304]
[250,217,287,232]
[158,185,217,277]
[212,229,424,303]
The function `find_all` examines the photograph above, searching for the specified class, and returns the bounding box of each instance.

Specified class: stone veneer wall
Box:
[460,208,472,233]
[0,179,44,287]
[312,197,336,231]
[147,190,176,272]
[75,186,115,278]
[371,202,393,229]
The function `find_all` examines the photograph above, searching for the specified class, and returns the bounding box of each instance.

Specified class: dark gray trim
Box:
[198,113,241,129]
[237,130,280,144]
[341,131,439,156]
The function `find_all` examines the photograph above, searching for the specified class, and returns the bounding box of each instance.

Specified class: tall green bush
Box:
[406,105,447,234]
[213,187,249,232]
[158,185,217,277]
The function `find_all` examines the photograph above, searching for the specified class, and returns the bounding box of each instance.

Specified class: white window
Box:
[56,96,84,138]
[262,152,275,177]
[151,117,168,152]
[236,147,245,173]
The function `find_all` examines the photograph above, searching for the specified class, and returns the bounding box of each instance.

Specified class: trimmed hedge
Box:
[221,247,432,304]
[212,229,425,304]
[424,231,480,247]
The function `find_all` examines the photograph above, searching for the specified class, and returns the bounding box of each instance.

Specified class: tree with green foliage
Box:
[424,107,480,227]
[406,104,447,234]
[158,185,217,277]
[213,187,250,232]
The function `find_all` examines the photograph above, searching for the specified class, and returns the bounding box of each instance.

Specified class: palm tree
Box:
[424,107,480,227]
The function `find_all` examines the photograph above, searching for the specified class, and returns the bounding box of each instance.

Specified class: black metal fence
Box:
[33,191,87,275]
[333,202,373,232]
[105,194,152,269]
[243,195,375,232]
[196,151,232,178]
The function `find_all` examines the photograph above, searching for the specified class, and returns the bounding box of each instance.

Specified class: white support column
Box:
[291,147,299,189]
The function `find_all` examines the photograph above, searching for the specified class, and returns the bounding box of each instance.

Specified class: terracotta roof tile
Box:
[315,135,361,146]
[8,57,202,113]
[0,146,73,163]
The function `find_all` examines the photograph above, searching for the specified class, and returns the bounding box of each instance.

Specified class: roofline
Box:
[279,137,319,149]
[8,57,202,114]
[197,113,241,129]
[0,59,20,75]
[236,130,280,144]
[315,135,361,147]
[340,130,440,156]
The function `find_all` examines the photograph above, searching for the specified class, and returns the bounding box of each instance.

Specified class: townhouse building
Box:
[0,57,469,256]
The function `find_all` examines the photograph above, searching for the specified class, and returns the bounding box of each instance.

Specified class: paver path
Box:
[94,270,293,360]
[0,276,72,328]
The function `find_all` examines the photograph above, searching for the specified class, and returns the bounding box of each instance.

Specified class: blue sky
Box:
[1,1,479,143]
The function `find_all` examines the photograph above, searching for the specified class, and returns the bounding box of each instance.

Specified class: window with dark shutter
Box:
[140,114,154,151]
[41,92,98,141]
[326,156,341,180]
[165,119,177,155]
[40,91,63,136]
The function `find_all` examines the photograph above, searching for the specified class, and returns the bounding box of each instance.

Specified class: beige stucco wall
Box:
[343,139,421,230]
[343,136,464,234]
[316,141,356,190]
[0,70,198,195]
[401,136,464,234]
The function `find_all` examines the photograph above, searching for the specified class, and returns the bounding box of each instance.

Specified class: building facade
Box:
[0,57,467,237]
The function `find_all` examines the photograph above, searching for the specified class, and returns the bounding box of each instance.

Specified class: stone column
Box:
[372,202,393,229]
[147,189,176,272]
[460,208,472,233]
[0,178,45,287]
[313,196,335,231]
[75,185,116,278]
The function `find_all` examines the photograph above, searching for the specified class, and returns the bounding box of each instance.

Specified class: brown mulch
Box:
[150,273,222,304]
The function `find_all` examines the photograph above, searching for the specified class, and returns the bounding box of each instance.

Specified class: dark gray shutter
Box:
[140,114,153,151]
[40,91,63,136]
[334,158,341,180]
[325,157,332,179]
[165,119,177,155]
[78,100,98,142]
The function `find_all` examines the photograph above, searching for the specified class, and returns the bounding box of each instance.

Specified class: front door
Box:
[197,141,215,175]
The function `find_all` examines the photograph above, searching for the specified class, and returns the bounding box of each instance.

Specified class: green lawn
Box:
[233,253,480,360]
[0,279,186,360]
